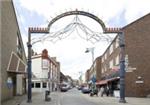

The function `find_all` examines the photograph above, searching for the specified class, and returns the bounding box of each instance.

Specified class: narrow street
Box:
[2,88,150,105]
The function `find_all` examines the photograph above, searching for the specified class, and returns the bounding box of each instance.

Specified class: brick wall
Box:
[100,13,150,97]
[124,13,150,97]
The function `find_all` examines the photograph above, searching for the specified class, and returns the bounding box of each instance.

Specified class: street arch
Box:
[47,10,106,32]
[27,10,126,103]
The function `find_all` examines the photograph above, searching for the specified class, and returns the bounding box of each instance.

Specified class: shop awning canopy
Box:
[96,80,107,85]
[107,77,120,82]
[96,77,120,86]
[7,52,27,74]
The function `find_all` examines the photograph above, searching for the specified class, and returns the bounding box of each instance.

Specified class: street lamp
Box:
[85,47,95,63]
[85,47,96,85]
[105,28,126,103]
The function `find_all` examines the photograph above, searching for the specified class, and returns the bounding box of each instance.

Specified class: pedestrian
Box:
[106,86,109,96]
[101,87,105,97]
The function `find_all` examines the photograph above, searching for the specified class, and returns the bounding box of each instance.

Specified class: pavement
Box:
[82,93,150,105]
[1,92,60,105]
[1,90,150,105]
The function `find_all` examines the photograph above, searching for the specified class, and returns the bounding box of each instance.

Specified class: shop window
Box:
[43,82,47,88]
[35,83,41,88]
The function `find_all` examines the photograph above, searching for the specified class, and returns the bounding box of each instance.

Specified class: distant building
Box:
[31,49,60,92]
[85,69,90,84]
[1,0,27,101]
[65,75,74,87]
[60,72,68,83]
[86,56,101,85]
[86,13,150,97]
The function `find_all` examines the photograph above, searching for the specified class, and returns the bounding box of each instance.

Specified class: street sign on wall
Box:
[7,77,13,89]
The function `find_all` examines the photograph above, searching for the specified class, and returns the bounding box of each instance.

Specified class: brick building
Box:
[86,13,150,97]
[123,13,150,97]
[85,69,90,83]
[86,56,102,85]
[1,0,27,101]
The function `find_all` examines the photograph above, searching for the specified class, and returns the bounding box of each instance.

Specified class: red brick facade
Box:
[123,13,150,97]
[85,13,150,97]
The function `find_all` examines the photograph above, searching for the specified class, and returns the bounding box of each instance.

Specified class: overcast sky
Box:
[13,0,150,80]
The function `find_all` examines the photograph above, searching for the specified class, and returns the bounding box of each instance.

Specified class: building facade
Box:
[85,69,90,83]
[31,49,60,92]
[86,56,102,85]
[1,0,27,101]
[95,13,150,97]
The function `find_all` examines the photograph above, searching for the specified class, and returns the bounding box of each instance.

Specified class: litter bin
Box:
[45,90,51,101]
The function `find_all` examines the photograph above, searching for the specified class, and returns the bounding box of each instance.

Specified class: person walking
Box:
[101,87,105,97]
[106,86,109,96]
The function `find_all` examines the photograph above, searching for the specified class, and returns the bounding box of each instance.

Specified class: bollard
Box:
[45,90,51,101]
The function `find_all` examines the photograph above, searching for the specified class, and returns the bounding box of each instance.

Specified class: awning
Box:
[96,77,120,86]
[107,77,120,82]
[96,80,107,85]
[7,52,27,73]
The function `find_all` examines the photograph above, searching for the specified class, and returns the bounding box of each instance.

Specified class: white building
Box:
[31,49,60,92]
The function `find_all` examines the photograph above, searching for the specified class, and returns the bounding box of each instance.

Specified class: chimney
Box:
[42,49,48,59]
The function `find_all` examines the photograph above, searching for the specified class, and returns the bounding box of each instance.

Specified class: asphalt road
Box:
[58,88,99,105]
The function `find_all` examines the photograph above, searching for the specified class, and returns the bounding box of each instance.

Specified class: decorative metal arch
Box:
[27,10,126,103]
[47,10,106,32]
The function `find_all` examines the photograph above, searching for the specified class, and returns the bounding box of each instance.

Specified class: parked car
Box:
[81,87,91,94]
[77,86,82,90]
[60,86,68,92]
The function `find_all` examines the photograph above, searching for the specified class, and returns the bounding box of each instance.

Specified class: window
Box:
[116,55,119,65]
[105,53,107,59]
[101,68,104,73]
[110,45,113,54]
[109,60,113,69]
[42,59,49,69]
[116,37,119,48]
[102,57,103,62]
[32,82,34,88]
[35,83,41,88]
[17,32,23,58]
[43,82,47,88]
[105,66,107,72]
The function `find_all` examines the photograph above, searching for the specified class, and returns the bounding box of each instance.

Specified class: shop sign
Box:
[135,80,144,84]
[7,77,13,88]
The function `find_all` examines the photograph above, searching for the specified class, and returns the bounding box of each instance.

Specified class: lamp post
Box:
[118,32,126,103]
[105,28,126,103]
[85,47,96,85]
[85,47,95,64]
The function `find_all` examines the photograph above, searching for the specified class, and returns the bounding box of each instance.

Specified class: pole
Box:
[91,48,94,63]
[118,32,126,103]
[26,27,49,102]
[27,30,32,103]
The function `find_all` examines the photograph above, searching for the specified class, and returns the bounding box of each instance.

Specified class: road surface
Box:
[58,88,99,105]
